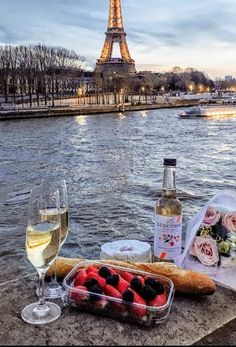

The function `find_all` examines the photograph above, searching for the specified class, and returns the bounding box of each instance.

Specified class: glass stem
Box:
[50,258,58,285]
[38,271,46,306]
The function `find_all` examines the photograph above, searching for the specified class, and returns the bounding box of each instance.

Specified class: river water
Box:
[1,108,236,283]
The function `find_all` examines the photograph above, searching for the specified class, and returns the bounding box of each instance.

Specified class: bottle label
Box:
[154,214,182,261]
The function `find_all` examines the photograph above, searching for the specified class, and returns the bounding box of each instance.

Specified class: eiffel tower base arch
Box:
[95,61,136,77]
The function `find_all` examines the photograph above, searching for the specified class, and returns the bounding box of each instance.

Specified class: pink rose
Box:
[191,237,219,266]
[203,207,221,226]
[222,212,236,234]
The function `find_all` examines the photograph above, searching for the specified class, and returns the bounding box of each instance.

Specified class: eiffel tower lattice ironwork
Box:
[95,0,136,75]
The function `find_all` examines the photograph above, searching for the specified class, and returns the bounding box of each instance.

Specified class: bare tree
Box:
[0,44,85,106]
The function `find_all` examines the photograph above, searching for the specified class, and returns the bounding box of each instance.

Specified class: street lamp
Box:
[77,87,83,96]
[198,84,204,93]
[77,87,83,105]
[189,84,194,93]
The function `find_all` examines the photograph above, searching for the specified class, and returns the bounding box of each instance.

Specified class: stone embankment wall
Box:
[0,99,199,120]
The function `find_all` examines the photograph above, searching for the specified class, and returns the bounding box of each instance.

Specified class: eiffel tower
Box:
[95,0,136,77]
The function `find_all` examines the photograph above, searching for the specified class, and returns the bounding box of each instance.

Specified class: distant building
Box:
[225,76,233,82]
[76,71,96,93]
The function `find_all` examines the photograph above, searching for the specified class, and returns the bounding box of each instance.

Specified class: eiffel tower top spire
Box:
[108,0,123,28]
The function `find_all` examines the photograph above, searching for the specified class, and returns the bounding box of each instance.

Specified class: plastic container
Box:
[62,260,175,326]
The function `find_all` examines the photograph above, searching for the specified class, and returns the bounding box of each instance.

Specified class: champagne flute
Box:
[39,179,68,299]
[21,187,61,325]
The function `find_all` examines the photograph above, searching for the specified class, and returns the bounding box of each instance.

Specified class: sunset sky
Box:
[0,0,236,78]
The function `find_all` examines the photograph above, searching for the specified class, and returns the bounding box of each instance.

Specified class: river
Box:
[1,108,236,283]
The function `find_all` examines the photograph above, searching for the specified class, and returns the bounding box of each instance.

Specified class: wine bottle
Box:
[154,158,183,262]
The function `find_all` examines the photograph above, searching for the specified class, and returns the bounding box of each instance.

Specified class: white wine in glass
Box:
[21,187,61,325]
[38,179,68,299]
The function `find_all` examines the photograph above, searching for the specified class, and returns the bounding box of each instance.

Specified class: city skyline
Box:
[1,0,236,79]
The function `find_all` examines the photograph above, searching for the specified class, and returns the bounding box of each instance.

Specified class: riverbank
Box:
[0,99,199,120]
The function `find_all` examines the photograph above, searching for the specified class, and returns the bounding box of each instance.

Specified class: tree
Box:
[0,44,85,105]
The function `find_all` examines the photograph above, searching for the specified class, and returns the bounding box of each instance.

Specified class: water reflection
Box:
[118,112,126,120]
[74,115,87,126]
[140,110,148,118]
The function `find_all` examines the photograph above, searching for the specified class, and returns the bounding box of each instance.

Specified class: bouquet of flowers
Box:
[189,206,236,267]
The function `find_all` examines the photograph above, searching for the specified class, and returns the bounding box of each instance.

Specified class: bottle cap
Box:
[164,158,177,166]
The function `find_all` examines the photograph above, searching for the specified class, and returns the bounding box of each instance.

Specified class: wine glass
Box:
[38,179,68,299]
[21,187,61,325]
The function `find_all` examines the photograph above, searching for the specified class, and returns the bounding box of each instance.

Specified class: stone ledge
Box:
[195,319,236,346]
[0,276,236,345]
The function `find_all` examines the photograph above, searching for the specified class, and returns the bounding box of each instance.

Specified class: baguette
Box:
[48,256,216,296]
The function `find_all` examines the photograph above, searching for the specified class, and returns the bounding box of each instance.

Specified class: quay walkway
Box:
[0,274,235,345]
[0,99,199,120]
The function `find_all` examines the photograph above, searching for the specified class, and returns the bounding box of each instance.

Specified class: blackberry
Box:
[84,278,99,290]
[122,289,134,303]
[98,266,111,279]
[145,277,165,294]
[89,285,103,301]
[140,285,157,301]
[130,276,143,292]
[106,274,119,286]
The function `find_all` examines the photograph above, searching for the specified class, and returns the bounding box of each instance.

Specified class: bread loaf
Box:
[48,256,216,295]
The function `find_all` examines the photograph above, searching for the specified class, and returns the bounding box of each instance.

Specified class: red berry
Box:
[137,275,145,286]
[71,285,88,302]
[105,285,126,314]
[118,271,134,283]
[87,272,106,289]
[74,270,88,287]
[117,276,130,294]
[86,266,99,274]
[109,268,117,275]
[150,293,167,307]
[131,290,147,318]
[105,284,122,299]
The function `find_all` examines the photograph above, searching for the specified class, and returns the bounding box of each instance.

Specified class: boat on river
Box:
[179,105,236,118]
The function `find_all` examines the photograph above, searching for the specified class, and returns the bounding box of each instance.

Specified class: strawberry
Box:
[105,284,122,299]
[86,272,106,289]
[116,276,130,294]
[137,275,145,286]
[86,266,99,274]
[109,268,117,276]
[71,285,88,302]
[131,290,147,318]
[118,271,134,283]
[74,270,88,287]
[149,292,167,307]
[105,285,126,314]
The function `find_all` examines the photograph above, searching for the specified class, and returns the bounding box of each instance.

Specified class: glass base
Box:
[36,283,62,299]
[21,301,61,325]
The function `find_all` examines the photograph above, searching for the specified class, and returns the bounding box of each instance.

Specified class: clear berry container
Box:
[62,260,175,326]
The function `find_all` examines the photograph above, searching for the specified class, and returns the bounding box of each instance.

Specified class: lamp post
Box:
[77,87,83,105]
[160,86,165,96]
[189,84,194,93]
[141,86,145,102]
[198,84,204,93]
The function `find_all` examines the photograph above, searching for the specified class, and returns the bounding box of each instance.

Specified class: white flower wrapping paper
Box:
[175,190,236,291]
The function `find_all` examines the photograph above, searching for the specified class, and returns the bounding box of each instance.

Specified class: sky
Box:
[0,0,236,79]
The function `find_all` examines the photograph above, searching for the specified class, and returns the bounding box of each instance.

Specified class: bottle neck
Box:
[162,166,176,197]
